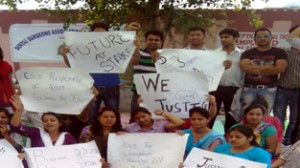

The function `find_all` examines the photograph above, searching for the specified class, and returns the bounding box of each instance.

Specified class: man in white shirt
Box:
[210,28,244,131]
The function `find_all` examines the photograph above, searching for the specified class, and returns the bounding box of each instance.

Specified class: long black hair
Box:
[228,125,259,147]
[91,107,122,136]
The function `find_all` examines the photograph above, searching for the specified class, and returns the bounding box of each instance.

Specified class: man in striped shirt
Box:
[273,25,300,146]
[130,30,164,119]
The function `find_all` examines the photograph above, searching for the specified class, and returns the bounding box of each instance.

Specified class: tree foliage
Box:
[1,0,268,31]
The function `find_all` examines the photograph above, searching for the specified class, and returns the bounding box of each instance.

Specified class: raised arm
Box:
[10,94,24,127]
[77,86,99,122]
[130,39,141,65]
[126,22,142,65]
[154,109,185,130]
[59,45,71,67]
[207,95,217,120]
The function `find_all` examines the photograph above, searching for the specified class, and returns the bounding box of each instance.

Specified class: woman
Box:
[0,107,11,139]
[0,107,23,152]
[182,107,225,158]
[0,107,27,167]
[10,95,77,147]
[124,107,185,133]
[80,107,123,160]
[272,139,300,168]
[231,104,277,154]
[214,125,271,168]
[0,47,15,108]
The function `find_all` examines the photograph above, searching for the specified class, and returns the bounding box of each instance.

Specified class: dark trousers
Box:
[291,89,300,143]
[209,86,239,132]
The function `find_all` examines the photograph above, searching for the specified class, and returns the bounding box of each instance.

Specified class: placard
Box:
[25,141,101,168]
[0,139,24,168]
[156,49,226,91]
[183,148,267,168]
[108,133,188,168]
[16,67,94,114]
[65,31,136,73]
[9,23,87,62]
[134,72,209,118]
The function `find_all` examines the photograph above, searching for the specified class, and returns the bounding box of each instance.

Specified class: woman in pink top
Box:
[124,107,185,133]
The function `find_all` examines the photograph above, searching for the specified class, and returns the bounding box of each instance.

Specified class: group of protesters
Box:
[1,20,300,168]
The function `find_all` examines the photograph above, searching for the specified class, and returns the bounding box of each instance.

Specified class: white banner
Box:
[134,72,209,118]
[156,49,226,91]
[9,23,87,62]
[0,139,24,168]
[183,148,267,168]
[236,32,290,50]
[65,31,136,73]
[16,67,94,114]
[108,133,188,168]
[24,141,101,168]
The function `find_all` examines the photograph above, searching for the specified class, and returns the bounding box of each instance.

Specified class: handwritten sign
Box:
[183,148,267,168]
[0,139,24,168]
[156,49,226,91]
[9,23,87,62]
[108,133,188,168]
[16,67,94,114]
[25,141,100,168]
[134,72,209,118]
[64,31,136,73]
[236,32,290,50]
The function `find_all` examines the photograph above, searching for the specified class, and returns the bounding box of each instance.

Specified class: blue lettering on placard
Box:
[27,30,51,42]
[14,39,29,51]
[51,29,64,35]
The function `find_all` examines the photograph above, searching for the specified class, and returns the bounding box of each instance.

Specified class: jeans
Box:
[273,88,298,145]
[89,86,120,123]
[240,87,277,115]
[210,86,239,131]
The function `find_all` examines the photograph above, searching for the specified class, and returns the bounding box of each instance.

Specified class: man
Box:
[185,27,207,50]
[130,30,164,117]
[239,27,288,114]
[184,26,219,128]
[277,25,300,145]
[273,25,300,146]
[209,28,243,131]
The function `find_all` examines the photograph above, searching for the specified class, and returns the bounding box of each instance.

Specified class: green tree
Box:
[1,0,268,31]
